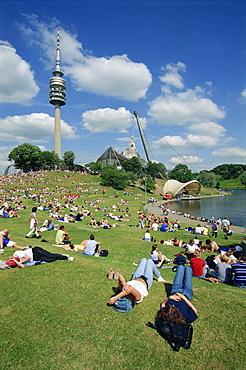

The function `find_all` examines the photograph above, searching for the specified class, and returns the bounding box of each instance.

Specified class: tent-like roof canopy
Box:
[163,179,201,197]
[96,146,127,166]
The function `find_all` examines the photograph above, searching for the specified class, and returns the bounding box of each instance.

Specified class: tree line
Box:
[7,143,246,189]
[8,143,75,172]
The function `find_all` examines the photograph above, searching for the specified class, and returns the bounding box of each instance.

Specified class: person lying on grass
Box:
[10,246,74,267]
[159,265,198,324]
[107,258,166,313]
[0,229,27,254]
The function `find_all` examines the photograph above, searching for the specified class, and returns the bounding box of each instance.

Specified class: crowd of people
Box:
[0,170,245,352]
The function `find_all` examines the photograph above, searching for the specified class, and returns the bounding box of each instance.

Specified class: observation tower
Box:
[49,29,66,158]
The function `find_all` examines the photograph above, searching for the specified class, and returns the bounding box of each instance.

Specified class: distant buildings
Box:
[95,136,147,168]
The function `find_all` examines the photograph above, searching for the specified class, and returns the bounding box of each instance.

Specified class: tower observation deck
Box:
[49,29,66,158]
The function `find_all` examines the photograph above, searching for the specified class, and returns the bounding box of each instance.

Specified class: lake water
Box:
[167,189,246,228]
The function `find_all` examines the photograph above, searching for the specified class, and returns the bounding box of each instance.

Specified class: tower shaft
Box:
[54,104,61,158]
[49,29,66,158]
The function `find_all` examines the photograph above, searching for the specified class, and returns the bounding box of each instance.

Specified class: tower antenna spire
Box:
[49,28,66,159]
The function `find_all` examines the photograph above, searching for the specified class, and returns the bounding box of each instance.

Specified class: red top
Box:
[190,258,206,277]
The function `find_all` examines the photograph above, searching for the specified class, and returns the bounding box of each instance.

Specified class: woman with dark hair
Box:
[107,258,166,313]
[159,265,198,324]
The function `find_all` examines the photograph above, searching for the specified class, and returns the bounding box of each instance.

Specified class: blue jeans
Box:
[132,258,160,289]
[170,265,193,301]
[234,282,246,289]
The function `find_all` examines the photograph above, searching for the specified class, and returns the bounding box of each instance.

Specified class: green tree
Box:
[122,156,142,176]
[146,161,166,179]
[198,170,216,188]
[140,177,156,192]
[168,164,193,182]
[101,166,136,190]
[89,162,103,173]
[241,171,246,187]
[63,151,75,171]
[40,151,59,170]
[212,164,246,180]
[8,143,42,172]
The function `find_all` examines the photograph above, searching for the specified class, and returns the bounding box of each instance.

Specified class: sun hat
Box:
[113,297,134,313]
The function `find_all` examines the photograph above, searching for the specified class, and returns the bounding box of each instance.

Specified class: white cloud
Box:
[0,113,77,143]
[168,156,203,164]
[159,61,186,89]
[148,87,225,126]
[187,121,226,137]
[240,88,246,103]
[82,107,134,134]
[0,41,39,104]
[19,17,152,101]
[66,54,152,101]
[153,134,218,150]
[212,147,246,161]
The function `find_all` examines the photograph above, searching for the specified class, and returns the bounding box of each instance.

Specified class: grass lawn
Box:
[1,171,246,370]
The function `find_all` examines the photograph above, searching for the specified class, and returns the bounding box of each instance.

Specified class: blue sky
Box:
[0,0,246,173]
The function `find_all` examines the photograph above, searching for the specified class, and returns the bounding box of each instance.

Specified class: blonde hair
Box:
[221,255,229,263]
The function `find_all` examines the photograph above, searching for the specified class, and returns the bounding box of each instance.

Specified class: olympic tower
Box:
[49,29,66,158]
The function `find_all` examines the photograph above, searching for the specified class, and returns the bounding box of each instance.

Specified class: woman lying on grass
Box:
[150,265,198,351]
[159,265,198,324]
[107,258,166,313]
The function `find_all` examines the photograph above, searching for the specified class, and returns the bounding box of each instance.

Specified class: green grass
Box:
[216,175,245,190]
[1,171,246,370]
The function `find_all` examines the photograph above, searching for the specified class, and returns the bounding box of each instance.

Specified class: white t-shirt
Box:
[144,232,151,240]
[127,280,148,303]
[152,223,159,231]
[14,248,33,261]
[85,240,98,255]
[186,243,200,252]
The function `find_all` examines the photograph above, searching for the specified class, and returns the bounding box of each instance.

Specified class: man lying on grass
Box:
[0,246,74,269]
[107,258,166,312]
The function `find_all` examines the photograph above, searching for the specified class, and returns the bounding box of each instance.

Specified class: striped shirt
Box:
[231,262,246,284]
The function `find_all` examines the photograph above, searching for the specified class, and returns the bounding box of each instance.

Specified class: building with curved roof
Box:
[163,179,201,198]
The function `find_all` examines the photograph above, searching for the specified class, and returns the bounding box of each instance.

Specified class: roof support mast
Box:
[133,111,151,163]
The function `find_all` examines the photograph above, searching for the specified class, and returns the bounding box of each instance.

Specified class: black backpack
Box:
[99,249,108,257]
[205,255,216,269]
[147,318,193,352]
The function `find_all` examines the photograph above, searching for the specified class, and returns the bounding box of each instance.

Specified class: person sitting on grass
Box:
[107,258,166,312]
[185,239,200,260]
[74,234,101,256]
[231,254,246,289]
[189,251,208,279]
[206,239,219,253]
[150,244,172,267]
[210,255,231,284]
[144,229,155,242]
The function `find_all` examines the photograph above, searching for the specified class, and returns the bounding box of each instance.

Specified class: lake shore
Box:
[146,200,246,235]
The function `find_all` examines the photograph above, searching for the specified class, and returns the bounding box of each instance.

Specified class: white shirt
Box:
[152,223,159,231]
[127,280,148,303]
[14,248,33,261]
